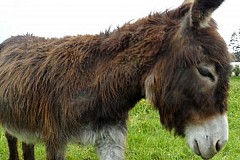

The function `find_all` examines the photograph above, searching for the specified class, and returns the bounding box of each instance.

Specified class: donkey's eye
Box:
[197,67,215,82]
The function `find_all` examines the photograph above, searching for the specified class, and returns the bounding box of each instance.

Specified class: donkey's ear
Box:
[188,0,225,28]
[181,0,194,5]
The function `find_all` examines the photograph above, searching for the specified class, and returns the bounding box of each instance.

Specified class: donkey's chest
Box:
[3,126,42,144]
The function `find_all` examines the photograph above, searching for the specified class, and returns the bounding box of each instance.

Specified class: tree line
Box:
[229,29,240,62]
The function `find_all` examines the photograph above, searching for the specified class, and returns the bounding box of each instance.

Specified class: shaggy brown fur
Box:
[0,0,231,159]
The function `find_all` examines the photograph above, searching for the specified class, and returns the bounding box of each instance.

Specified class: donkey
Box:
[0,0,231,159]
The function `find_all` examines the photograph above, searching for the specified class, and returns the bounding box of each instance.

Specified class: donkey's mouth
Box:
[193,139,212,160]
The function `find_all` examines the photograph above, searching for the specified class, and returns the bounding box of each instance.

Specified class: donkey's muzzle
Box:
[185,114,228,159]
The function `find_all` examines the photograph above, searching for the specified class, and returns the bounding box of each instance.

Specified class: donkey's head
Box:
[145,0,230,159]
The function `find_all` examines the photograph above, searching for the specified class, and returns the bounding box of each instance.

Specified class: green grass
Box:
[0,77,239,159]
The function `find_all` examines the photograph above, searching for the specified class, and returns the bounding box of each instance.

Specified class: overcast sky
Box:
[0,0,239,45]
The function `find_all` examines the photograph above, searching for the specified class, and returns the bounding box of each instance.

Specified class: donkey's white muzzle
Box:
[185,114,228,159]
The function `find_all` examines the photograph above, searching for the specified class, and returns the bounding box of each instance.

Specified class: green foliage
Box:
[0,77,239,159]
[229,30,240,61]
[233,65,240,76]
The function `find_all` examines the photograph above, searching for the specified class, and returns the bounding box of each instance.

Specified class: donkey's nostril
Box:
[215,140,227,152]
[216,140,221,152]
[194,139,201,155]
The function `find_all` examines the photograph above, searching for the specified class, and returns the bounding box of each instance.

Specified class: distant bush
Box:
[233,65,240,76]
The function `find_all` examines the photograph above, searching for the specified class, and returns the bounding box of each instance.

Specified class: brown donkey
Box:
[0,0,231,159]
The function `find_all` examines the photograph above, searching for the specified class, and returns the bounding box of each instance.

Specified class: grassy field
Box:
[0,77,239,159]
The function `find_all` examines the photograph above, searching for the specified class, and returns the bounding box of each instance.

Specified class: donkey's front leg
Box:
[22,142,35,160]
[45,140,67,160]
[95,122,127,160]
[5,132,19,160]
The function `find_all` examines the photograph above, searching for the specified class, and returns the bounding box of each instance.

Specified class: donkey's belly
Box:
[3,125,41,144]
